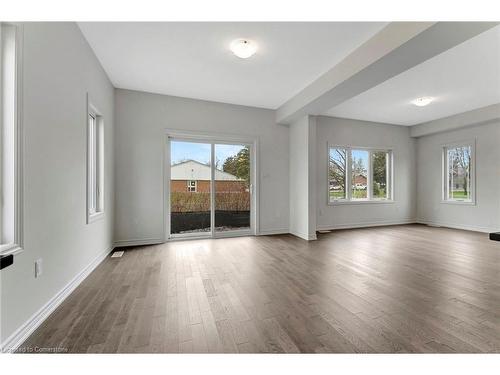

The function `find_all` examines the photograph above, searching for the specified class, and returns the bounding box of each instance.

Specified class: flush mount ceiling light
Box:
[412,96,434,107]
[230,39,257,59]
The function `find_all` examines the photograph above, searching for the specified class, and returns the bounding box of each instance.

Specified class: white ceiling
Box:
[78,22,387,109]
[324,25,500,126]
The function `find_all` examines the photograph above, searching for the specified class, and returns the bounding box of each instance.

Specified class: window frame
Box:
[328,147,348,201]
[327,144,394,206]
[0,22,24,256]
[86,96,105,223]
[441,140,476,205]
[187,180,197,192]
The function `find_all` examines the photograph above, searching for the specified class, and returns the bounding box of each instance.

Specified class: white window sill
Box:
[0,243,24,257]
[87,211,105,224]
[440,200,476,206]
[328,199,395,206]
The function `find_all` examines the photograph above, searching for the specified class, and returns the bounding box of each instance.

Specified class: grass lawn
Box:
[329,190,369,199]
[451,190,470,199]
[329,191,346,199]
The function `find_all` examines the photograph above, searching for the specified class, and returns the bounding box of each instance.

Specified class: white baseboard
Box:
[0,245,114,353]
[113,238,164,247]
[258,228,289,236]
[317,219,416,232]
[415,219,498,234]
[117,232,294,244]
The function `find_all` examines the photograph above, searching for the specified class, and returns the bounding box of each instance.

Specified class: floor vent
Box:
[111,251,124,258]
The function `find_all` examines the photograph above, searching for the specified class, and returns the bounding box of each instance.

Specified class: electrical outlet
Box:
[35,258,43,278]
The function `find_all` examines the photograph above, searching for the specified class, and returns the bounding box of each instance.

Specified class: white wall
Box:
[289,116,317,240]
[416,121,500,232]
[114,89,289,244]
[316,116,417,230]
[1,23,115,347]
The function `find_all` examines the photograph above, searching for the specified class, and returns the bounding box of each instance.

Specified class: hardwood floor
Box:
[22,224,500,353]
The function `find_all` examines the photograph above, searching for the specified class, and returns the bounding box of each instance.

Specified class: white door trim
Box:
[164,129,259,241]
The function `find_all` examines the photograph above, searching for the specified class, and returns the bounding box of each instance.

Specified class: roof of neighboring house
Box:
[353,175,367,184]
[171,160,242,181]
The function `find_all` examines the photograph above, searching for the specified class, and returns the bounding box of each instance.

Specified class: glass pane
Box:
[351,150,369,200]
[1,24,16,244]
[214,144,251,232]
[170,141,211,235]
[372,151,388,199]
[329,148,347,201]
[448,146,471,201]
[88,115,97,213]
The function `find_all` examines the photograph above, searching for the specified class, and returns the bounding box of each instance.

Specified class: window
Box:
[187,180,197,192]
[372,151,390,200]
[328,146,392,204]
[443,142,475,203]
[87,99,104,222]
[1,22,23,255]
[351,149,369,200]
[329,148,347,200]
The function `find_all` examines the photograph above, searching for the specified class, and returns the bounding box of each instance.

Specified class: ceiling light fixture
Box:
[412,96,434,107]
[230,39,257,59]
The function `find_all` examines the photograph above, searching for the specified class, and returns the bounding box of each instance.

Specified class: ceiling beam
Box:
[276,22,499,125]
[410,103,500,138]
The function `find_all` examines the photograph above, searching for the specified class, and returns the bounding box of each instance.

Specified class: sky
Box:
[171,141,246,169]
[352,149,369,172]
[329,149,369,171]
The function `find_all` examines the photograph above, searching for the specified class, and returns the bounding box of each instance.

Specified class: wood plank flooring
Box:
[22,224,500,353]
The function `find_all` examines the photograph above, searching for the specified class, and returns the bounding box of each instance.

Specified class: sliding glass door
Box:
[214,144,251,233]
[168,138,253,239]
[170,140,212,236]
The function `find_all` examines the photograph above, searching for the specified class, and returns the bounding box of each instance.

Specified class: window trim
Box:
[86,95,105,224]
[0,23,24,256]
[441,140,476,205]
[327,144,394,206]
[187,180,197,192]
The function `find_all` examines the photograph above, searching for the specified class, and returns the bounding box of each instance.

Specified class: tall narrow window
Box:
[1,23,23,255]
[328,146,392,204]
[328,148,347,201]
[443,143,474,203]
[372,151,389,200]
[351,149,369,200]
[87,100,104,222]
